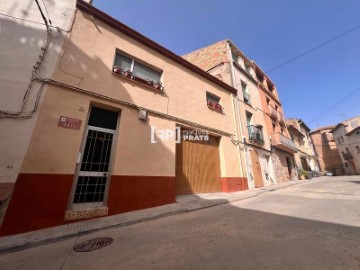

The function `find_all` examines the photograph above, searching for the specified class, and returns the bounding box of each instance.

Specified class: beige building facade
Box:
[331,116,360,175]
[286,119,319,175]
[1,1,245,236]
[183,40,276,189]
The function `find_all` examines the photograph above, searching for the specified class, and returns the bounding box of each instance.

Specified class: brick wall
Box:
[271,150,295,182]
[182,40,228,72]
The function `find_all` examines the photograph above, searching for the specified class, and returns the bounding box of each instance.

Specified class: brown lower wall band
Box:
[0,174,176,236]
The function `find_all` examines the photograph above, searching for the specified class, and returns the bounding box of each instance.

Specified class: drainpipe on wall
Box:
[225,40,250,185]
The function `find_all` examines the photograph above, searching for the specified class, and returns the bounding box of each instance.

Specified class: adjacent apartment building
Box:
[310,126,343,175]
[286,119,319,173]
[254,64,298,182]
[0,0,246,236]
[183,40,276,188]
[331,116,360,175]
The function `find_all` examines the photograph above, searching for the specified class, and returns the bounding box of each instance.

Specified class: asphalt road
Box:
[1,176,360,270]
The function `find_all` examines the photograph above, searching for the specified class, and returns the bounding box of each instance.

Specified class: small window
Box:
[345,163,348,168]
[245,64,251,74]
[246,111,253,127]
[357,131,360,135]
[337,138,341,144]
[256,73,263,83]
[241,81,250,104]
[231,51,238,62]
[206,93,222,111]
[272,122,276,132]
[356,146,360,153]
[340,136,344,143]
[275,105,278,111]
[114,52,162,83]
[268,83,274,92]
[266,97,270,105]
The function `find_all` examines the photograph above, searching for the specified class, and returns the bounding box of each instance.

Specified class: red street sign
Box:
[58,116,82,130]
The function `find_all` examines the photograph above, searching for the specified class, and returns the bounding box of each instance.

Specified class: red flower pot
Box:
[154,83,163,91]
[113,66,122,74]
[124,70,133,78]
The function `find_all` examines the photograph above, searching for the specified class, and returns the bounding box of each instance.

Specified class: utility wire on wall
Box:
[0,0,51,118]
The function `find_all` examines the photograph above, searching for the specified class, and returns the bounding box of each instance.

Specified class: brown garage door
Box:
[176,132,221,194]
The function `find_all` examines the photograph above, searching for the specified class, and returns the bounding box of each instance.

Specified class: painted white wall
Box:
[0,0,76,183]
[258,150,276,186]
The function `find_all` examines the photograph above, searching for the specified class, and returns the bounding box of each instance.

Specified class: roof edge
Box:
[76,0,237,94]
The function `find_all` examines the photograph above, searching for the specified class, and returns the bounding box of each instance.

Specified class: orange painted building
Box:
[254,63,297,182]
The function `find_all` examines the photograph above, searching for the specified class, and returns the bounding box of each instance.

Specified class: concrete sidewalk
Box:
[0,179,314,253]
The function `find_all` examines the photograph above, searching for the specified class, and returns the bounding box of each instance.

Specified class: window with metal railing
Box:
[248,125,264,144]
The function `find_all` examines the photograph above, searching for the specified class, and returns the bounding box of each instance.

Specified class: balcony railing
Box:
[243,91,251,105]
[271,132,297,153]
[268,105,278,119]
[248,125,264,144]
[343,152,353,160]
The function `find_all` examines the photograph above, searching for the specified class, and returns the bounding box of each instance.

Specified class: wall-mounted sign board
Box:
[58,116,82,130]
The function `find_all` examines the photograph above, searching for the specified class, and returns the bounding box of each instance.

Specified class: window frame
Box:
[206,92,222,111]
[113,50,163,84]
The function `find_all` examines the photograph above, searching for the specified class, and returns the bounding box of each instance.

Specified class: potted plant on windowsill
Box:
[153,81,163,91]
[207,101,222,111]
[124,70,133,78]
[215,103,222,111]
[113,66,122,74]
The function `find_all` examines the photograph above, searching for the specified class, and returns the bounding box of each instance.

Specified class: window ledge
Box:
[112,70,165,93]
[65,207,108,220]
[207,104,223,113]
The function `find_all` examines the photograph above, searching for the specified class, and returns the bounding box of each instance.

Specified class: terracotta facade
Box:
[310,126,342,174]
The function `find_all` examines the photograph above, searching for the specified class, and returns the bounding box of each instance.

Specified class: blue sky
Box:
[93,0,360,130]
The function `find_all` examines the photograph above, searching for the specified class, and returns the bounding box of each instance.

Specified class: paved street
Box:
[1,176,360,270]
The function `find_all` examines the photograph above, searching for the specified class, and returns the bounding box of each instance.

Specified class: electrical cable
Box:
[307,86,360,124]
[34,0,49,29]
[0,0,51,118]
[0,12,73,32]
[33,76,235,138]
[265,23,360,73]
[227,22,360,127]
[41,0,52,25]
